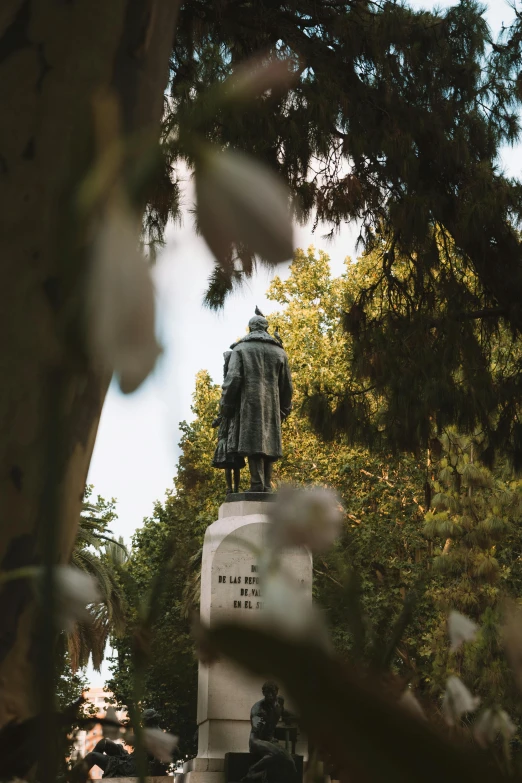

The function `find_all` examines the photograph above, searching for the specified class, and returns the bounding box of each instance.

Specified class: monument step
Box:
[100,777,174,783]
[184,757,225,773]
[224,752,304,783]
[218,496,275,518]
[224,492,275,502]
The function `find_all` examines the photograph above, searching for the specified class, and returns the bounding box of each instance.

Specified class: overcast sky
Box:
[86,0,520,686]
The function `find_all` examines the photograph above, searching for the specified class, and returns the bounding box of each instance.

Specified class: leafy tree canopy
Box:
[105,386,224,756]
[109,248,522,744]
[67,490,128,672]
[302,236,522,467]
[147,0,522,460]
[107,249,427,742]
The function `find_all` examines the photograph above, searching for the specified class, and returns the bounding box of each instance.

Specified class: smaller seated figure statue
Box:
[242,681,297,783]
[76,737,136,780]
[73,708,169,779]
[212,350,245,495]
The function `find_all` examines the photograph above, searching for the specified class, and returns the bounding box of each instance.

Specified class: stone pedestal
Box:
[107,778,172,783]
[184,499,312,783]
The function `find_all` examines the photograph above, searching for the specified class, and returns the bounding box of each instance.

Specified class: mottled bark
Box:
[0,0,178,727]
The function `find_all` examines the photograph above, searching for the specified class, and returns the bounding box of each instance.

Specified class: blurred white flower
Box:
[87,201,161,394]
[399,690,426,721]
[448,610,479,652]
[195,147,293,266]
[473,708,516,748]
[54,566,101,632]
[102,706,121,740]
[143,728,178,763]
[226,56,296,100]
[442,676,480,726]
[269,485,343,553]
[259,568,330,648]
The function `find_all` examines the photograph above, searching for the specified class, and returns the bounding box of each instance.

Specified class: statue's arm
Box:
[279,357,293,420]
[250,702,265,735]
[220,350,243,417]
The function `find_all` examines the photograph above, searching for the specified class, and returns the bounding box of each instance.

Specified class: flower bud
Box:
[196,147,293,266]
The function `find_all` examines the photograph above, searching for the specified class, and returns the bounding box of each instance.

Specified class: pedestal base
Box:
[183,756,225,783]
[224,492,275,503]
[104,778,172,783]
[224,753,304,783]
[191,501,311,783]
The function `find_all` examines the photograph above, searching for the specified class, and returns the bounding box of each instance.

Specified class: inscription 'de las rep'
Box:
[217,565,264,610]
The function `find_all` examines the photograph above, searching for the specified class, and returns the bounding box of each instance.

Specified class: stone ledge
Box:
[225,492,275,502]
[225,752,304,783]
[218,496,275,519]
[102,778,173,782]
[184,757,224,773]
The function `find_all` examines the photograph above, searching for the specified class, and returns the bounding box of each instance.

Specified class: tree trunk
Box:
[0,0,178,728]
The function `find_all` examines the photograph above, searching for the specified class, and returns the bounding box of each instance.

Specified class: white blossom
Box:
[195,147,293,265]
[473,708,516,748]
[143,728,178,763]
[225,57,296,100]
[442,676,480,726]
[258,568,330,648]
[269,485,343,553]
[448,610,479,652]
[87,201,161,394]
[102,706,121,740]
[53,566,101,632]
[399,690,426,721]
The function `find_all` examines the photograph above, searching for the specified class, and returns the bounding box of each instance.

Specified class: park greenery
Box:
[168,0,522,461]
[5,0,522,780]
[52,492,129,716]
[69,492,128,673]
[104,247,522,766]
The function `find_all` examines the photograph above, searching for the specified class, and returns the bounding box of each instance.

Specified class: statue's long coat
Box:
[220,332,293,459]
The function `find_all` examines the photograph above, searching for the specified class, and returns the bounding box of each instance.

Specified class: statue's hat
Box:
[248,314,269,331]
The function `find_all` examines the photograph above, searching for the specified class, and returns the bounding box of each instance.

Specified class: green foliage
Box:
[200,622,504,783]
[421,432,522,717]
[67,489,128,671]
[109,249,522,759]
[54,648,90,771]
[55,652,88,713]
[106,375,224,757]
[109,249,432,743]
[297,235,522,469]
[265,249,431,670]
[158,1,522,458]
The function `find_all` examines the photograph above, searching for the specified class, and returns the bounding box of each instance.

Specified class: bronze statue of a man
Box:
[243,681,297,783]
[218,314,293,493]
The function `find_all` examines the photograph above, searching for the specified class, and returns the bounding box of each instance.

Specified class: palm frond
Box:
[74,549,113,602]
[65,499,129,669]
[104,536,129,566]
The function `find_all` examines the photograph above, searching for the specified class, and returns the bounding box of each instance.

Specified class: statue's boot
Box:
[233,466,241,492]
[247,455,265,492]
[225,467,233,494]
[263,459,273,492]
